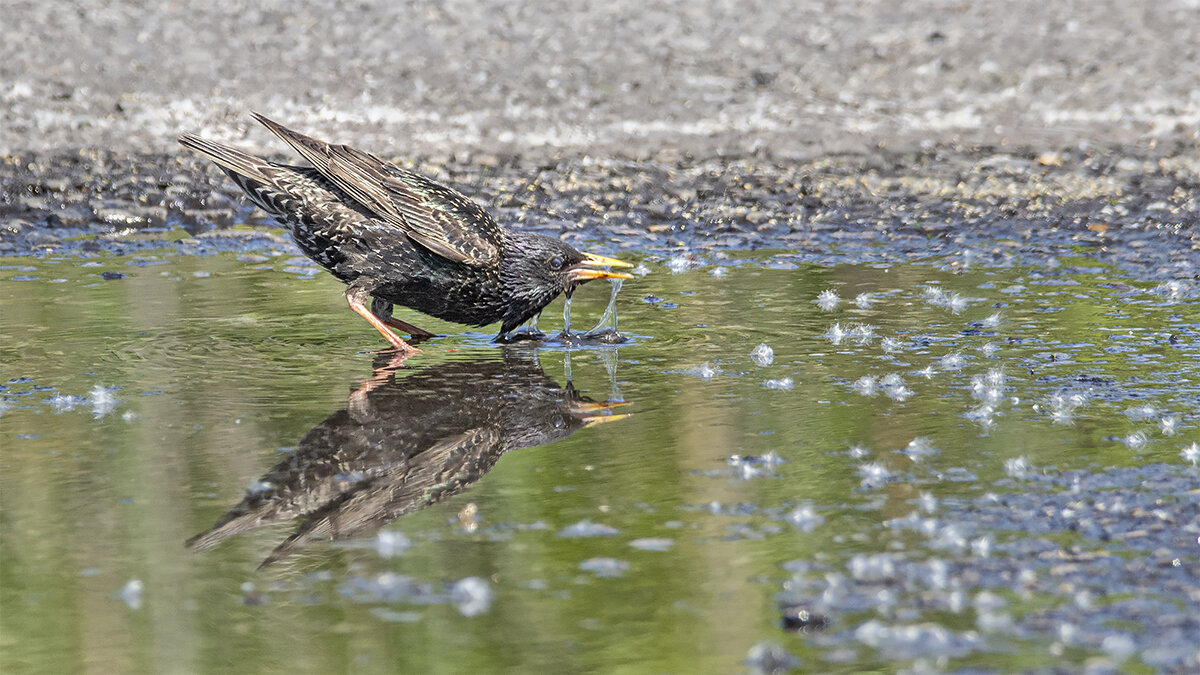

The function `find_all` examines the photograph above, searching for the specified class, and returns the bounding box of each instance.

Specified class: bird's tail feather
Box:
[178,133,275,185]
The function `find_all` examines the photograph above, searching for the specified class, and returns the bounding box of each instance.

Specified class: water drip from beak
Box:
[584,279,626,344]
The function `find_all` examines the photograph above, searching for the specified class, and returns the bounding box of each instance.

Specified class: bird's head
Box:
[499,233,633,333]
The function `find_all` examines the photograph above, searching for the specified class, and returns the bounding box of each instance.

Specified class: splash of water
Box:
[558,279,626,344]
[587,279,623,336]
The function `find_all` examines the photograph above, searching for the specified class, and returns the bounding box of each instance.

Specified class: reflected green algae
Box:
[2,249,1199,674]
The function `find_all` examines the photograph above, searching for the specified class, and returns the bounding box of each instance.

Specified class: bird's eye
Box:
[549,256,564,271]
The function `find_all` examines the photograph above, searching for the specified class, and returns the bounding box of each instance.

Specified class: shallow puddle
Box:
[2,247,1198,672]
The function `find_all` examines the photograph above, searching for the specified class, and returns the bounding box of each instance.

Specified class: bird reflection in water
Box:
[187,348,629,568]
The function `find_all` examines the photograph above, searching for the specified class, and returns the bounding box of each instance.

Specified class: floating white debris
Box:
[971,536,992,558]
[90,385,119,417]
[557,520,618,537]
[374,530,411,558]
[750,343,774,367]
[857,462,893,488]
[816,289,841,311]
[48,394,86,413]
[1124,404,1158,421]
[849,324,876,344]
[849,553,897,581]
[666,255,696,273]
[450,577,492,616]
[1160,415,1178,436]
[853,375,877,397]
[728,452,785,480]
[980,342,999,357]
[946,292,969,314]
[1123,431,1148,449]
[762,377,793,390]
[631,263,652,276]
[117,578,143,610]
[880,373,913,401]
[1004,456,1031,479]
[708,266,727,277]
[1101,634,1137,663]
[923,285,948,305]
[579,557,630,577]
[940,353,965,370]
[901,437,939,461]
[970,372,1004,405]
[1046,392,1086,425]
[1180,442,1200,465]
[880,337,902,354]
[848,444,870,459]
[1152,280,1189,302]
[981,312,1002,328]
[785,505,824,533]
[965,404,996,429]
[824,323,846,345]
[1046,401,1075,422]
[854,292,875,309]
[682,362,719,380]
[628,538,673,552]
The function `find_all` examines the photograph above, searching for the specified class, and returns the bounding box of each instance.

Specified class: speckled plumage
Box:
[179,114,630,352]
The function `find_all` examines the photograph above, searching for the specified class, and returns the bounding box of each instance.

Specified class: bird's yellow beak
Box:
[567,252,635,283]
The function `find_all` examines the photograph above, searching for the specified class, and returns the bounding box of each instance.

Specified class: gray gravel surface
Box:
[3,0,1200,159]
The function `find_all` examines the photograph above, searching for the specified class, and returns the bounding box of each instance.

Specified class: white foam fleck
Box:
[750,343,774,367]
[450,577,493,616]
[816,289,841,311]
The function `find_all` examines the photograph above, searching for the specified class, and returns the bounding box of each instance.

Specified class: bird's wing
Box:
[252,113,500,266]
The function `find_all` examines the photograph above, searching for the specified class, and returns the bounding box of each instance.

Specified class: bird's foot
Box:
[494,328,546,343]
[347,286,427,355]
[381,340,421,356]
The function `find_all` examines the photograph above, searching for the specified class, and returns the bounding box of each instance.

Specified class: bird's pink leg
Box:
[345,287,420,354]
[380,315,436,339]
[369,297,436,339]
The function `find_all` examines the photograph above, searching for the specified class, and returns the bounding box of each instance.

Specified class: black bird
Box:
[186,350,629,567]
[179,114,633,353]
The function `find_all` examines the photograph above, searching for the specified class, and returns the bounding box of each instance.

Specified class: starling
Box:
[179,114,633,353]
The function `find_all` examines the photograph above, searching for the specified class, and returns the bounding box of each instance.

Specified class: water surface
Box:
[2,249,1198,673]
